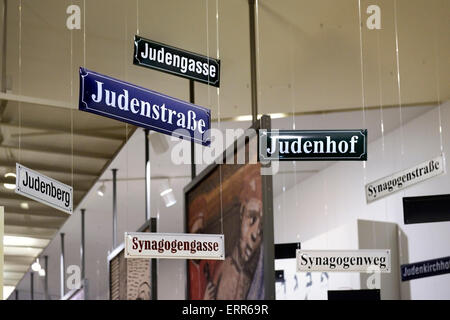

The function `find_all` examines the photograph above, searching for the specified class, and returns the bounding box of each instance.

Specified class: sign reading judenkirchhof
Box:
[259,130,367,161]
[125,232,225,260]
[79,67,211,146]
[401,256,450,281]
[15,163,73,215]
[296,250,391,273]
[365,154,446,203]
[133,35,220,87]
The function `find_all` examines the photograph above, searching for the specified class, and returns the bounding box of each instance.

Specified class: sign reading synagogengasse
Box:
[259,130,367,161]
[365,154,445,203]
[79,67,211,146]
[15,163,73,215]
[125,232,225,260]
[133,35,220,87]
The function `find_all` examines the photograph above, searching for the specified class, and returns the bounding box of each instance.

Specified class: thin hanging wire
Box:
[357,0,369,224]
[375,26,390,242]
[288,24,298,242]
[136,0,139,35]
[214,0,224,235]
[393,0,404,158]
[125,4,129,231]
[357,0,367,175]
[433,1,444,155]
[376,32,385,155]
[83,0,86,67]
[70,0,74,189]
[18,0,22,163]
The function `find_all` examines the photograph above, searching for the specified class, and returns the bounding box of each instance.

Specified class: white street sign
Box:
[297,249,391,273]
[365,154,445,203]
[15,163,73,215]
[125,232,225,260]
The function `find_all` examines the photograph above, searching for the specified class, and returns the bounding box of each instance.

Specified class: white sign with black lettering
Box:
[15,163,73,215]
[365,154,445,203]
[297,250,391,273]
[125,232,225,260]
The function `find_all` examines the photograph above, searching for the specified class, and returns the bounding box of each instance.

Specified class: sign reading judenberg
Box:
[15,163,73,214]
[125,232,225,260]
[79,67,211,146]
[133,35,220,87]
[297,250,391,273]
[365,154,445,203]
[259,130,367,161]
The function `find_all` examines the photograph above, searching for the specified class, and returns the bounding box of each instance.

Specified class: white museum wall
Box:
[273,102,450,300]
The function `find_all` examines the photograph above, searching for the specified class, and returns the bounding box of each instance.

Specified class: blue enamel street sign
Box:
[401,256,450,281]
[79,67,211,146]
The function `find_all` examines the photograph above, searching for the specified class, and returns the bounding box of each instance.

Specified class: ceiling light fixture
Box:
[31,258,41,272]
[234,113,288,122]
[160,180,176,208]
[20,202,29,210]
[38,268,46,277]
[3,172,16,190]
[97,182,106,197]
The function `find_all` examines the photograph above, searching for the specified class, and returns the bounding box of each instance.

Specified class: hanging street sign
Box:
[124,232,225,260]
[401,256,450,281]
[79,67,211,146]
[365,154,445,203]
[297,249,391,273]
[15,163,73,215]
[133,35,220,87]
[259,129,367,161]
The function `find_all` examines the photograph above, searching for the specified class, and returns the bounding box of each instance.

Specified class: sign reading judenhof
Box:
[259,130,367,161]
[125,232,225,260]
[133,35,220,87]
[15,163,73,215]
[365,154,445,203]
[79,67,211,146]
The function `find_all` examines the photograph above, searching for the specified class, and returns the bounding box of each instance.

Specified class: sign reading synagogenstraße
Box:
[124,232,225,260]
[15,163,73,215]
[365,154,445,203]
[79,67,211,146]
[401,256,450,281]
[259,130,367,161]
[133,35,220,87]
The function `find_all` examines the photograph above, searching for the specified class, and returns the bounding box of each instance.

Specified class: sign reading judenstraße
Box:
[125,232,225,260]
[79,67,211,146]
[133,35,220,87]
[259,129,367,161]
[15,163,73,215]
[365,154,445,203]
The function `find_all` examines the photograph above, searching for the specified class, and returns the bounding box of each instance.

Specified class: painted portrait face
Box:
[238,197,262,263]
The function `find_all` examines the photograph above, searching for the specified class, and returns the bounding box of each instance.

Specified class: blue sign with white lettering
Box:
[401,256,450,281]
[79,67,211,146]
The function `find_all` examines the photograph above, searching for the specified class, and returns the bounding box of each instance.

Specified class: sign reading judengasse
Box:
[15,163,73,215]
[133,35,220,87]
[124,232,225,260]
[79,67,211,146]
